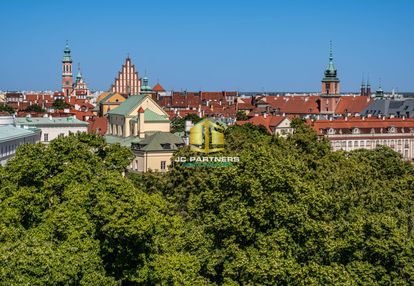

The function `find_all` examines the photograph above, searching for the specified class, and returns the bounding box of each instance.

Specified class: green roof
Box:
[0,125,39,143]
[107,94,147,116]
[132,132,183,152]
[130,109,169,122]
[15,116,88,126]
[103,135,141,147]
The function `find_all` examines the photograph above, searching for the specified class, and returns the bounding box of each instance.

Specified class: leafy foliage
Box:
[0,104,15,114]
[25,104,45,113]
[1,122,414,285]
[236,110,249,121]
[53,99,72,110]
[171,113,203,133]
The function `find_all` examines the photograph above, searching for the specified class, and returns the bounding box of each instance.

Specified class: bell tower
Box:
[320,41,340,114]
[62,41,73,97]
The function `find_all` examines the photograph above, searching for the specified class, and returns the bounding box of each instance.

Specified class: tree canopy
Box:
[0,104,15,114]
[1,122,414,285]
[25,104,45,113]
[52,99,71,110]
[171,113,203,133]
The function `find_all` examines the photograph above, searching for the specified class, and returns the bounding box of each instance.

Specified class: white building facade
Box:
[15,116,88,143]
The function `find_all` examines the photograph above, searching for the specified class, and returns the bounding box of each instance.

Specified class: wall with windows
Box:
[130,151,173,172]
[37,125,88,143]
[0,133,40,165]
[329,136,414,161]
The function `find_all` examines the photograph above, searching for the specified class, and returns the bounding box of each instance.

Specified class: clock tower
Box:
[62,42,73,97]
[320,41,340,115]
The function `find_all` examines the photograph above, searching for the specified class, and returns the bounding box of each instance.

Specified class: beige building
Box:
[310,117,414,161]
[104,93,183,172]
[107,94,170,138]
[130,132,184,172]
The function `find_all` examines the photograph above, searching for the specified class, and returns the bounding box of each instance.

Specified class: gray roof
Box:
[363,98,414,118]
[132,132,184,152]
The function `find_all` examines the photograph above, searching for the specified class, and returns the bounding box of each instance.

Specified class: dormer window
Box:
[353,128,360,134]
[328,128,336,135]
[161,143,171,150]
[388,126,396,133]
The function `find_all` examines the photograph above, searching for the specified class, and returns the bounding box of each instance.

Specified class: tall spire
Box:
[327,40,336,73]
[76,63,82,79]
[63,41,72,62]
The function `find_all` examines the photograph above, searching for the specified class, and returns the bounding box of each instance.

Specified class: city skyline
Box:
[0,0,413,92]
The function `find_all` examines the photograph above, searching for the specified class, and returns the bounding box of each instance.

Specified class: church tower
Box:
[320,42,340,114]
[62,42,73,97]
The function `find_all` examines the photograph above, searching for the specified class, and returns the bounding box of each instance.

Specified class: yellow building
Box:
[130,132,184,172]
[93,92,126,116]
[104,93,182,172]
[106,94,170,138]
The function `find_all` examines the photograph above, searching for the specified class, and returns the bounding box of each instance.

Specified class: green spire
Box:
[323,41,338,80]
[63,41,72,62]
[327,40,336,73]
[76,63,82,80]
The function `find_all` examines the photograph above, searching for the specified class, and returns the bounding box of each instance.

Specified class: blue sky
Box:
[0,0,413,92]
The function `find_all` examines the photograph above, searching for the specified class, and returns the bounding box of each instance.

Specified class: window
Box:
[161,161,166,170]
[44,133,49,142]
[161,143,171,150]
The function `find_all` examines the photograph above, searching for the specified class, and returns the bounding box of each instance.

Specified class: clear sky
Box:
[0,0,413,92]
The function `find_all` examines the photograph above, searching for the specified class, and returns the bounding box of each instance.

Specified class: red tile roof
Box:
[335,96,372,114]
[153,83,165,92]
[236,115,288,134]
[88,117,108,136]
[308,117,414,135]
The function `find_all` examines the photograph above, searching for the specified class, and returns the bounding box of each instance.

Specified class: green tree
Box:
[25,104,45,113]
[0,104,15,114]
[53,99,71,110]
[171,113,203,133]
[236,110,249,121]
[137,121,414,285]
[0,134,203,285]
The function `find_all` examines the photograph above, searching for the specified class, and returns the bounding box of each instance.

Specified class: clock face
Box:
[66,81,70,85]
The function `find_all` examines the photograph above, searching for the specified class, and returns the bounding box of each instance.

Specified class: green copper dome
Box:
[140,76,152,92]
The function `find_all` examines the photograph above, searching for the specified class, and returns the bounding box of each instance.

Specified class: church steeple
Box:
[321,41,340,96]
[320,41,341,115]
[76,63,82,81]
[366,76,371,97]
[360,74,366,96]
[62,41,73,97]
